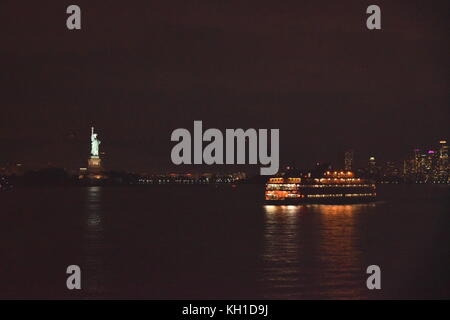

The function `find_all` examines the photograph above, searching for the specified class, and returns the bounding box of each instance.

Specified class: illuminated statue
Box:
[90,127,101,158]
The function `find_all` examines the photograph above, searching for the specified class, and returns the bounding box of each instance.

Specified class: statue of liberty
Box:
[91,127,101,158]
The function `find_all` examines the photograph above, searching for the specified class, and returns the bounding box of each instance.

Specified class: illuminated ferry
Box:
[265,171,376,204]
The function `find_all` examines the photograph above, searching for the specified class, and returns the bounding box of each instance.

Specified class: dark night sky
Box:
[0,0,449,173]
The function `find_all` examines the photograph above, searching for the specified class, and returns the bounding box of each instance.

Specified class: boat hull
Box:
[265,196,376,205]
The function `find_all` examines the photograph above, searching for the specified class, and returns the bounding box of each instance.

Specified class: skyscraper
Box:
[367,156,377,178]
[413,149,421,174]
[344,150,354,171]
[368,156,376,168]
[438,140,449,180]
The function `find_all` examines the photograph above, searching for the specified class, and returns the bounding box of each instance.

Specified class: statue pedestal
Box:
[88,157,102,173]
[80,156,105,181]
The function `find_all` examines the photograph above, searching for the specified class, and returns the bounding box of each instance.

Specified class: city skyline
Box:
[1,124,447,183]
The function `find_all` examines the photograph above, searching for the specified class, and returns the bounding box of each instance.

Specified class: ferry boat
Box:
[265,170,376,204]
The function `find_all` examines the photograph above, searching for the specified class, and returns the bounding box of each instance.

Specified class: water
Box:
[0,184,449,299]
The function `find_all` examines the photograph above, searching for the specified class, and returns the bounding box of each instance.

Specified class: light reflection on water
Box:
[83,186,106,296]
[1,185,447,299]
[261,204,376,299]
